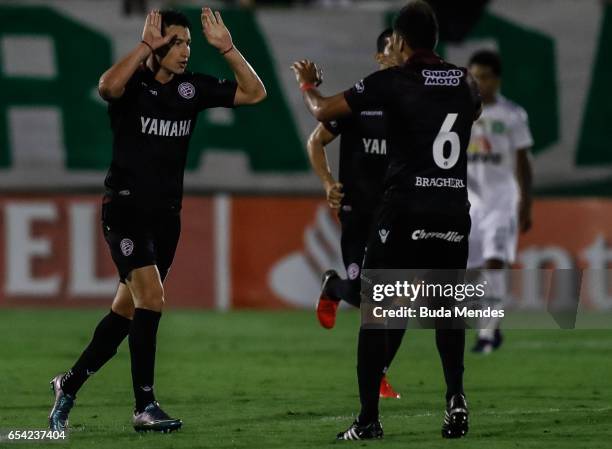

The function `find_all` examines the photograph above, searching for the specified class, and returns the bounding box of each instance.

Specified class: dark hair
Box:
[160,9,191,33]
[376,28,393,53]
[393,1,439,50]
[469,49,502,76]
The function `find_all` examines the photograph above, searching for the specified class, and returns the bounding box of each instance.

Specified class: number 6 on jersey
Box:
[433,113,460,169]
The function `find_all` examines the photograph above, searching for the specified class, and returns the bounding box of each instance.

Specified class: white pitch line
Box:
[320,406,612,422]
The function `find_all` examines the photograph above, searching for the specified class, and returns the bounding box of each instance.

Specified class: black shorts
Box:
[101,197,181,283]
[361,202,471,329]
[363,202,471,270]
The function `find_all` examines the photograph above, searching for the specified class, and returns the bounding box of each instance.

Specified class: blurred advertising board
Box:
[1,196,612,311]
[1,1,612,194]
[0,195,216,308]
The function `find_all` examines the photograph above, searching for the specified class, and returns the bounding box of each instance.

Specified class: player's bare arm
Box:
[306,123,344,209]
[201,7,266,105]
[98,9,175,101]
[291,60,351,122]
[516,148,533,232]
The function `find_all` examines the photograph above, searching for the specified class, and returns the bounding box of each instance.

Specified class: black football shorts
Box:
[364,202,471,270]
[101,197,181,283]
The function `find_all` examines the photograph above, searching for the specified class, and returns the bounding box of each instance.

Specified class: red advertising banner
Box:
[0,195,215,308]
[230,198,612,310]
[518,199,612,270]
[230,197,331,309]
[2,196,612,309]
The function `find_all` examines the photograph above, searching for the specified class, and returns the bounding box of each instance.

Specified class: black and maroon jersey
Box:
[323,109,388,211]
[344,51,481,216]
[104,66,237,210]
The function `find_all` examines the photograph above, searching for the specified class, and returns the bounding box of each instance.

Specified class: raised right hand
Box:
[141,9,176,51]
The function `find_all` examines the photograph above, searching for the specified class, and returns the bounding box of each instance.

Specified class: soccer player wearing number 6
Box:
[466,50,533,353]
[48,8,266,433]
[292,0,481,440]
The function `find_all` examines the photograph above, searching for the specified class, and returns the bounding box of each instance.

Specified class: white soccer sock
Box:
[478,269,507,340]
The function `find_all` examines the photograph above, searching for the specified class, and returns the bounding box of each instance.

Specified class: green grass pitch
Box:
[0,308,610,448]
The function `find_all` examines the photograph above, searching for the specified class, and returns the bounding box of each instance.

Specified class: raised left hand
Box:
[201,7,233,52]
[291,60,323,87]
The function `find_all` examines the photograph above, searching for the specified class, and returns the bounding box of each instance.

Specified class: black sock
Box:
[357,328,387,423]
[323,276,343,301]
[435,329,465,402]
[343,277,362,308]
[324,277,361,308]
[129,308,162,412]
[383,328,406,374]
[61,310,131,396]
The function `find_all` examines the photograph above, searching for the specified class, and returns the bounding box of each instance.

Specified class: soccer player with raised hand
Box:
[292,0,481,441]
[48,7,265,434]
[307,28,402,400]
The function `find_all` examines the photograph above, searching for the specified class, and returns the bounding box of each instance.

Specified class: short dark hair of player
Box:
[376,28,393,53]
[160,9,191,33]
[469,50,502,77]
[393,0,439,50]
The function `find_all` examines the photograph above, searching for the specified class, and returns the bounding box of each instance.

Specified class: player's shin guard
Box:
[435,329,465,402]
[129,308,161,412]
[61,310,132,396]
